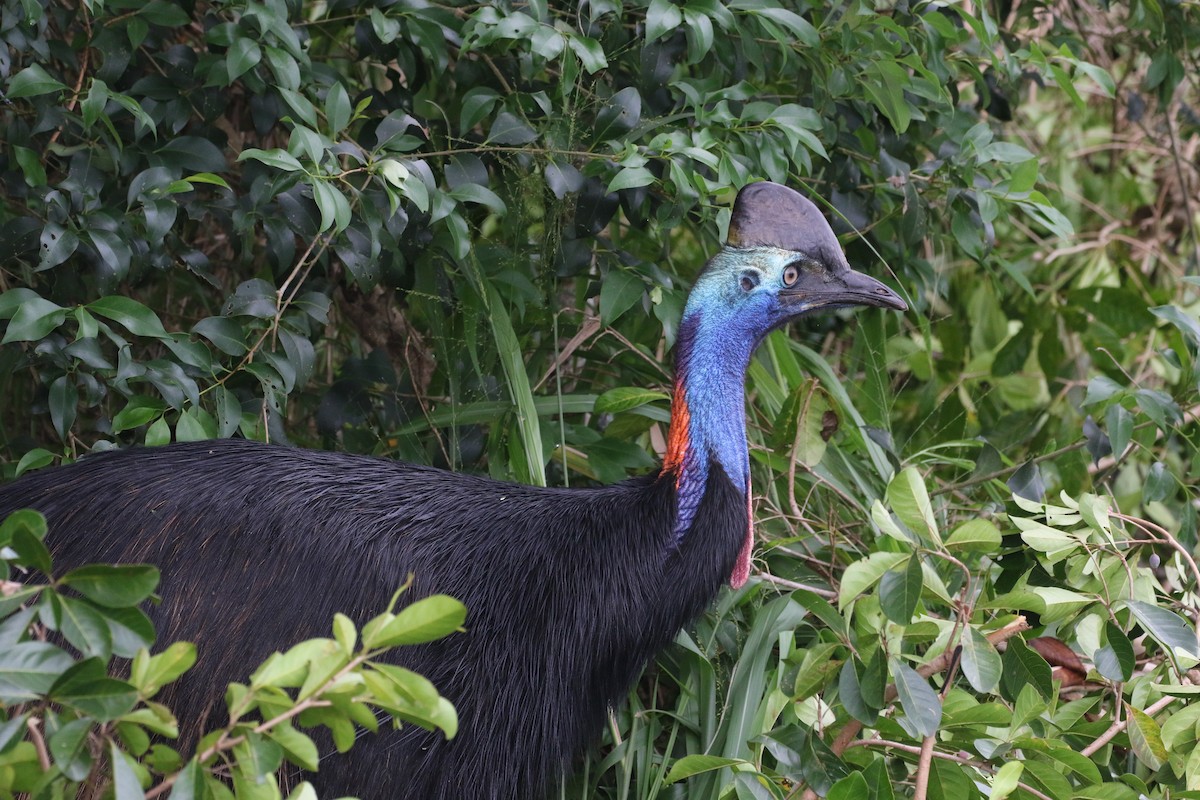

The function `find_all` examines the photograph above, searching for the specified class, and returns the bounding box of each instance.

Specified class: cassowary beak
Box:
[780,266,907,313]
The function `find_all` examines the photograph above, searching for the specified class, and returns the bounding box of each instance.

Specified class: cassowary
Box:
[0,182,905,799]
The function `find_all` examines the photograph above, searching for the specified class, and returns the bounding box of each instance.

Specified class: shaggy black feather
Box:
[0,439,747,800]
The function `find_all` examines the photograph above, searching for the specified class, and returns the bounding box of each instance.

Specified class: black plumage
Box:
[0,441,745,799]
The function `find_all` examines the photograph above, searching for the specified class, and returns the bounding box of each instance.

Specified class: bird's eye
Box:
[782,265,800,287]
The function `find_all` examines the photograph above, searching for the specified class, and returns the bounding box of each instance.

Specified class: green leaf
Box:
[838,659,877,725]
[140,0,190,26]
[959,627,1002,693]
[89,296,171,339]
[325,82,352,133]
[594,387,669,414]
[131,642,197,696]
[49,375,77,441]
[1105,404,1133,457]
[945,518,1001,551]
[487,111,537,145]
[50,658,138,720]
[333,613,357,655]
[885,466,941,545]
[312,180,351,232]
[14,145,48,186]
[664,754,748,783]
[890,659,942,737]
[227,37,263,83]
[606,166,655,193]
[448,183,507,215]
[878,555,922,624]
[1094,622,1134,682]
[0,508,48,548]
[599,270,644,326]
[863,61,912,133]
[567,34,607,73]
[0,642,75,703]
[238,148,306,172]
[6,64,69,98]
[175,409,209,442]
[1126,600,1200,659]
[751,6,820,46]
[458,88,500,133]
[183,172,231,190]
[1000,637,1054,702]
[268,725,319,773]
[838,551,907,610]
[990,761,1023,799]
[58,595,114,660]
[927,760,973,800]
[12,526,52,574]
[62,564,161,607]
[645,0,683,42]
[111,741,146,800]
[366,595,466,648]
[113,396,168,433]
[827,772,869,800]
[167,759,206,800]
[50,718,94,781]
[1126,703,1168,770]
[2,296,68,343]
[193,316,249,355]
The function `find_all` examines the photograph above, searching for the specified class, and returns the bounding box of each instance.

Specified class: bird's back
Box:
[0,439,747,799]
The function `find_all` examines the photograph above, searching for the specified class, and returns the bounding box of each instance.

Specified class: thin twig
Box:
[755,573,837,600]
[27,717,50,771]
[1079,695,1177,757]
[845,739,1055,800]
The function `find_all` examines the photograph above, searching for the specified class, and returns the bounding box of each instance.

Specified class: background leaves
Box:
[2,0,1200,798]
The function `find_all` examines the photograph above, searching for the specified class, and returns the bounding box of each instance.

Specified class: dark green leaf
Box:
[890,659,941,737]
[0,642,74,703]
[1106,404,1132,458]
[487,111,537,145]
[838,659,877,725]
[1127,600,1199,659]
[878,555,922,624]
[227,37,262,83]
[6,64,68,98]
[959,627,1002,692]
[827,772,869,800]
[50,719,94,781]
[89,296,170,339]
[2,296,68,343]
[599,270,643,326]
[1000,636,1054,702]
[51,658,139,720]
[58,595,114,660]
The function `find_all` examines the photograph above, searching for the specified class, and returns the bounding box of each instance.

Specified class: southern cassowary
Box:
[0,182,905,799]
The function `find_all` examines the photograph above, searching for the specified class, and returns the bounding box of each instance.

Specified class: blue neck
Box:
[666,307,758,543]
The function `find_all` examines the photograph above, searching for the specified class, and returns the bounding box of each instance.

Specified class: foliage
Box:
[1,0,1199,798]
[0,510,463,800]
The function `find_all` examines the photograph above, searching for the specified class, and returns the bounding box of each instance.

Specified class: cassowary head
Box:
[667,183,907,588]
[684,182,907,339]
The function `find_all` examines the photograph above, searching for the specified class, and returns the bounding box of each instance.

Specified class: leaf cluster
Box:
[0,511,463,800]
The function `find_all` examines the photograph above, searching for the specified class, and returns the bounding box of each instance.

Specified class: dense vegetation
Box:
[1,0,1199,798]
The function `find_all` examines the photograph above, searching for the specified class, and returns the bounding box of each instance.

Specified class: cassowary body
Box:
[0,182,905,799]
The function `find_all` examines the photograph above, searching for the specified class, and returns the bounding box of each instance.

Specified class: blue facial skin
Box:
[670,246,817,543]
